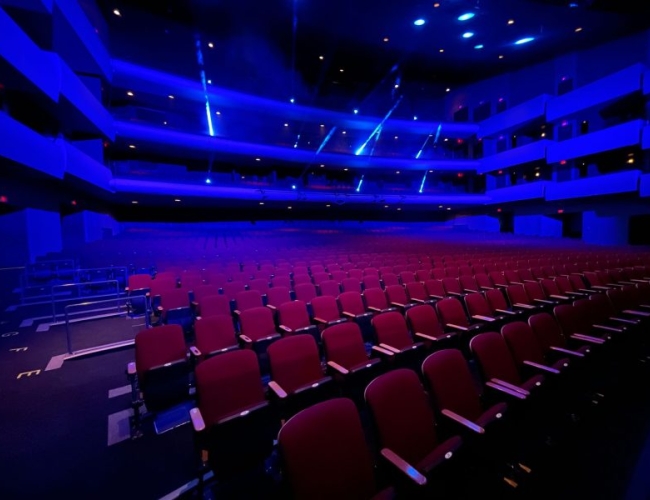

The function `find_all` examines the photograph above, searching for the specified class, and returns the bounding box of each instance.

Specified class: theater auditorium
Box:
[2,0,650,498]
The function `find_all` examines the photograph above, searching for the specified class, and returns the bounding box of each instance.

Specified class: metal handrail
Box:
[51,280,120,321]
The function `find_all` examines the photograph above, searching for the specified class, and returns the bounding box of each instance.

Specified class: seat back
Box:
[553,304,587,336]
[338,291,366,316]
[528,312,567,353]
[424,279,446,299]
[501,321,545,367]
[239,306,277,342]
[363,287,390,310]
[400,271,416,284]
[554,275,574,294]
[318,280,341,298]
[382,273,400,287]
[422,349,483,421]
[371,311,413,350]
[540,279,561,297]
[523,281,548,302]
[193,284,221,304]
[278,398,378,500]
[294,283,318,303]
[362,275,382,290]
[235,290,264,312]
[159,288,190,311]
[442,277,463,295]
[266,286,292,309]
[199,294,231,318]
[221,281,246,300]
[194,315,238,356]
[385,284,409,305]
[405,282,430,302]
[341,278,361,293]
[485,288,509,311]
[474,273,494,290]
[311,295,342,322]
[128,273,152,292]
[568,274,587,292]
[506,284,531,306]
[416,269,432,282]
[459,275,479,293]
[405,304,445,339]
[278,300,312,330]
[464,292,493,317]
[268,335,325,393]
[469,332,522,385]
[365,369,441,467]
[322,322,368,370]
[588,293,617,318]
[436,297,469,328]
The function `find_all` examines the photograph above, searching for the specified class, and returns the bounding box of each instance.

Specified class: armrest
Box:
[446,323,469,331]
[428,294,445,300]
[609,316,640,325]
[411,298,427,304]
[279,325,293,333]
[367,306,382,313]
[268,381,288,399]
[566,291,587,296]
[379,343,401,354]
[485,381,527,400]
[508,281,524,286]
[571,333,605,344]
[623,309,650,317]
[491,378,530,396]
[266,304,277,311]
[550,346,584,358]
[591,285,612,291]
[380,448,427,486]
[533,298,556,305]
[239,334,253,344]
[313,316,328,324]
[414,332,440,342]
[257,333,282,343]
[327,360,350,375]
[464,288,480,293]
[189,346,202,357]
[371,345,395,357]
[495,308,518,315]
[592,324,624,333]
[513,303,536,309]
[233,309,242,316]
[390,302,406,308]
[447,291,464,297]
[127,362,136,378]
[190,407,206,432]
[523,360,560,375]
[479,285,494,291]
[342,311,357,319]
[472,314,496,322]
[441,409,485,434]
[549,294,570,300]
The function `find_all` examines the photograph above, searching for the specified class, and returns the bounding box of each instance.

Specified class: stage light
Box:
[208,42,214,48]
[418,171,428,193]
[458,12,475,21]
[113,9,121,17]
[462,32,474,38]
[474,44,484,49]
[289,97,295,103]
[205,178,212,184]
[126,91,134,96]
[353,109,359,114]
[515,37,534,45]
[168,95,174,99]
[356,175,364,192]
[414,19,426,26]
[291,185,297,190]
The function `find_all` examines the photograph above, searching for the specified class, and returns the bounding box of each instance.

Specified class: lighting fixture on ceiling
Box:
[474,44,484,49]
[458,12,475,21]
[112,9,121,17]
[462,32,474,39]
[514,37,535,45]
[414,19,426,26]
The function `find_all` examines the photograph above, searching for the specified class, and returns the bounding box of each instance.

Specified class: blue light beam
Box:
[195,36,215,137]
[355,96,404,155]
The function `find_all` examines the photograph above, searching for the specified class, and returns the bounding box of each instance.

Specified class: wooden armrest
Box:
[390,302,406,308]
[367,306,382,313]
[279,325,293,333]
[508,281,524,286]
[191,300,199,307]
[446,323,469,331]
[342,311,356,318]
[566,291,586,296]
[571,333,605,344]
[268,381,288,399]
[523,360,560,374]
[550,346,584,358]
[495,308,518,315]
[549,294,570,300]
[441,409,485,434]
[428,294,445,300]
[411,298,426,304]
[258,333,282,343]
[491,378,531,395]
[623,309,650,317]
[479,285,494,291]
[610,316,640,325]
[447,291,464,297]
[415,332,439,342]
[591,285,611,290]
[127,362,136,376]
[313,316,328,324]
[266,304,277,311]
[239,334,253,344]
[578,288,598,294]
[513,303,536,309]
[371,345,395,357]
[592,324,624,333]
[189,346,202,357]
[327,360,349,375]
[485,381,527,400]
[464,288,479,293]
[233,309,242,316]
[190,407,206,432]
[379,343,401,354]
[472,314,495,322]
[380,449,427,486]
[523,279,538,283]
[533,298,555,305]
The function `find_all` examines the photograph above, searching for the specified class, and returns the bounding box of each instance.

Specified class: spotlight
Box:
[462,32,474,39]
[413,19,426,26]
[458,12,475,21]
[205,178,212,184]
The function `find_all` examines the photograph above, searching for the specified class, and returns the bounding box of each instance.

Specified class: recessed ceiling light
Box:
[255,158,261,161]
[174,198,181,202]
[344,168,349,171]
[168,95,174,99]
[414,19,426,26]
[514,37,535,45]
[208,42,214,48]
[215,111,221,115]
[447,207,451,210]
[259,202,264,205]
[207,79,212,84]
[163,121,167,125]
[413,116,418,120]
[462,32,474,39]
[113,9,121,17]
[129,144,136,149]
[397,208,402,211]
[383,37,389,42]
[131,200,138,204]
[320,124,325,127]
[434,3,440,7]
[439,48,445,53]
[320,164,325,167]
[498,54,504,59]
[384,205,389,208]
[289,97,295,103]
[326,204,331,207]
[446,88,451,92]
[284,123,289,127]
[339,68,344,72]
[507,19,515,25]
[353,109,359,114]
[394,136,398,139]
[458,12,475,21]
[569,2,578,7]
[126,91,134,96]
[396,171,400,174]
[575,27,583,32]
[342,130,347,134]
[319,55,324,60]
[474,44,484,49]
